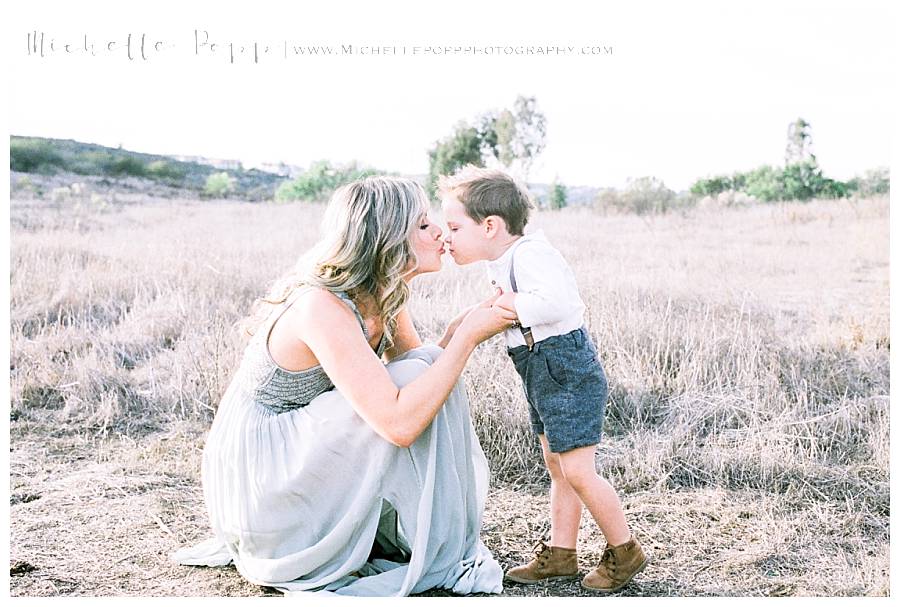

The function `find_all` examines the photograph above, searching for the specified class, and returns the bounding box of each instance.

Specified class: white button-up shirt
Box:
[485,230,586,348]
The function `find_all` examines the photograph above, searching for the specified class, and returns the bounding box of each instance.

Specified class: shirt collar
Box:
[486,229,544,272]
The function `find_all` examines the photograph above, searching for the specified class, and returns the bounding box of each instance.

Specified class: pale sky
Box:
[7,0,896,191]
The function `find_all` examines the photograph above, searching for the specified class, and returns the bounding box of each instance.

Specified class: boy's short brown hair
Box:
[437,165,534,236]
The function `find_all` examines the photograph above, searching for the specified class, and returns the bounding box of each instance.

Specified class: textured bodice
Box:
[238,288,386,414]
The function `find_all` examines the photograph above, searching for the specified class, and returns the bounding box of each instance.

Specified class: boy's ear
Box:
[482,215,505,238]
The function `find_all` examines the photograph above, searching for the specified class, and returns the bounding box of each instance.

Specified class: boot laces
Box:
[531,540,551,565]
[600,545,617,572]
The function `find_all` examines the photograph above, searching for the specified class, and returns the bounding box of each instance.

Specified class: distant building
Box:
[251,161,305,178]
[172,155,243,171]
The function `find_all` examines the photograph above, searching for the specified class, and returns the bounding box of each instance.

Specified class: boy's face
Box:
[441,194,490,265]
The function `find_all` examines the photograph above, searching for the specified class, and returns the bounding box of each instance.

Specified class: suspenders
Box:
[507,240,536,350]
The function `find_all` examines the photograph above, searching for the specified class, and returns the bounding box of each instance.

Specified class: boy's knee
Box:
[547,461,566,481]
[541,451,564,479]
[558,456,598,490]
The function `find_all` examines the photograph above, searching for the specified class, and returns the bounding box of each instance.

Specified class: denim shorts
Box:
[507,326,608,454]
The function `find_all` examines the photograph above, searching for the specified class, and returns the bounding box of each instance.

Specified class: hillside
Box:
[10,136,287,201]
[10,136,606,205]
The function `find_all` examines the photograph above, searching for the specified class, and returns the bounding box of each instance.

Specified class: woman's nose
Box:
[433,225,443,240]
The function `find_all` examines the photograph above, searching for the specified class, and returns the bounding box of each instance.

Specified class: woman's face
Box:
[405,210,445,278]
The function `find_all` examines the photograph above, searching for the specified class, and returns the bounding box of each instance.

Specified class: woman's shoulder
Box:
[294,286,340,306]
[280,287,359,328]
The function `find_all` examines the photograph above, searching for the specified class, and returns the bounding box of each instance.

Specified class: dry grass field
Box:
[8,172,889,597]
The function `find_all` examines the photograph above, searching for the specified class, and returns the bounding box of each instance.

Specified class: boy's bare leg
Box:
[557,444,631,546]
[538,434,582,549]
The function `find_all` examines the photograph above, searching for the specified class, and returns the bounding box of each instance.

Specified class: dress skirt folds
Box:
[171,344,503,596]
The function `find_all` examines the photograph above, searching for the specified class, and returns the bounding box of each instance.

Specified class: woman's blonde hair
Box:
[243,176,428,349]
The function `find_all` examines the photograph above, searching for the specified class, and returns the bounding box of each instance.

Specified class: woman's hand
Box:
[438,289,516,348]
[438,304,477,349]
[493,291,517,314]
[455,291,518,346]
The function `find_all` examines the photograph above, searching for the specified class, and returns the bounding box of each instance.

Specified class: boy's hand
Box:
[493,292,517,314]
[490,289,520,328]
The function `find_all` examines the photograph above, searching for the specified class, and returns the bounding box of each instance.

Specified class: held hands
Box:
[444,304,477,342]
[492,291,517,315]
[455,288,519,346]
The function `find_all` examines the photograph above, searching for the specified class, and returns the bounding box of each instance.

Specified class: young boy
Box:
[438,165,647,593]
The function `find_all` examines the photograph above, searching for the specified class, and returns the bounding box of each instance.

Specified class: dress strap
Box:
[265,287,371,343]
[264,286,314,344]
[334,291,370,340]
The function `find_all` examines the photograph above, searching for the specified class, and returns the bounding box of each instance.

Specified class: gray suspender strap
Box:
[508,240,536,350]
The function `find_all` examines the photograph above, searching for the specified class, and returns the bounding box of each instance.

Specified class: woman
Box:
[172,176,515,596]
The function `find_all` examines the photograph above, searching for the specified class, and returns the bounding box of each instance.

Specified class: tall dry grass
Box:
[9,176,889,594]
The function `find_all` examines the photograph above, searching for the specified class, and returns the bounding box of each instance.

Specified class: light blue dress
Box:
[171,288,503,596]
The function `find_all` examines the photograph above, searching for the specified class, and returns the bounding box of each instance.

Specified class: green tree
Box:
[690,174,732,197]
[427,123,484,197]
[622,176,675,215]
[785,117,815,165]
[146,160,186,182]
[10,138,65,173]
[548,178,567,210]
[204,172,236,197]
[476,111,501,163]
[780,159,822,201]
[740,160,848,202]
[742,165,785,201]
[480,95,547,180]
[275,160,381,202]
[847,167,890,196]
[427,95,548,194]
[505,95,547,180]
[690,119,857,203]
[103,155,146,177]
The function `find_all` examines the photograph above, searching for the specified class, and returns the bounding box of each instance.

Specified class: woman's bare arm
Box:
[294,289,513,448]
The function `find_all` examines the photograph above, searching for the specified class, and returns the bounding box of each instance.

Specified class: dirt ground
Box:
[9,420,887,597]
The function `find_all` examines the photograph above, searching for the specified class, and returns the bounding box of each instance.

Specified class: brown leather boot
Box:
[505,541,579,584]
[581,535,648,593]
